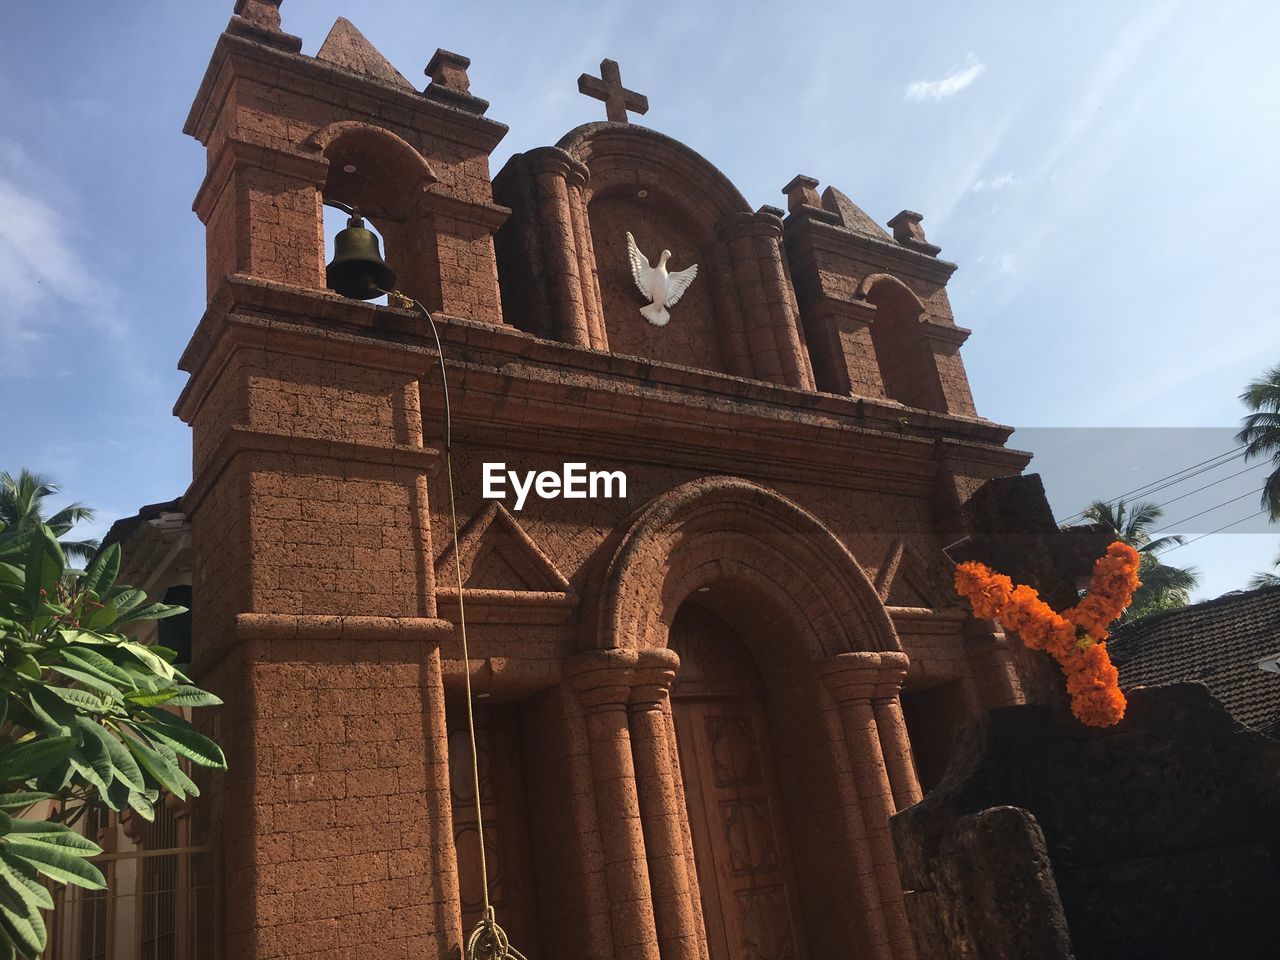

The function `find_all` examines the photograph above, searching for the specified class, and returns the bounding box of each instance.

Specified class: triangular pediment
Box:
[875,537,951,609]
[435,502,569,593]
[316,18,412,90]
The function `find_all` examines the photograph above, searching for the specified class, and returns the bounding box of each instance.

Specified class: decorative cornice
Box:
[192,136,329,224]
[183,424,438,518]
[820,650,912,701]
[185,31,508,151]
[787,214,959,285]
[234,613,454,642]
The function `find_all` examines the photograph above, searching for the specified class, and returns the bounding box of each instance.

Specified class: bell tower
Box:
[177,3,508,956]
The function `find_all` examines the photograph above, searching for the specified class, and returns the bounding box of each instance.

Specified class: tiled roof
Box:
[1109,584,1280,736]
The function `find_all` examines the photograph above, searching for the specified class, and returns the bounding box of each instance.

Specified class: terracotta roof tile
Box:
[1109,584,1280,736]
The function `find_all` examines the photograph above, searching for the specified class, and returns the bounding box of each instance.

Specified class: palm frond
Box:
[1249,571,1280,589]
[1141,534,1185,554]
[1238,363,1280,412]
[1236,411,1280,457]
[1139,562,1201,594]
[1262,469,1280,522]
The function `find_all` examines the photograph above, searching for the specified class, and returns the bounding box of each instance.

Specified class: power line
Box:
[1148,486,1264,535]
[1145,460,1269,514]
[1162,509,1270,553]
[1058,445,1245,525]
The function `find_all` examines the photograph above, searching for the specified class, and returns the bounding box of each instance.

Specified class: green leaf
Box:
[120,730,186,799]
[8,657,38,682]
[123,689,177,708]
[67,756,110,797]
[117,603,186,625]
[0,738,75,787]
[3,841,105,890]
[46,664,122,701]
[23,687,73,737]
[21,528,64,618]
[166,685,223,708]
[120,642,175,681]
[47,686,107,714]
[140,718,226,770]
[108,589,147,619]
[59,646,135,688]
[90,723,145,792]
[126,790,155,823]
[0,864,45,957]
[6,818,101,853]
[0,796,51,814]
[0,531,34,562]
[0,856,53,912]
[80,544,120,598]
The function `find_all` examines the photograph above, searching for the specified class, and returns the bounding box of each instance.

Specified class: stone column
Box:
[566,651,661,960]
[529,147,593,348]
[629,650,706,960]
[565,166,609,350]
[821,651,917,960]
[719,212,814,390]
[870,657,922,811]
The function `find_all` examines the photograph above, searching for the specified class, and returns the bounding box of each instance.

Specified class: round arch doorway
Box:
[669,600,808,960]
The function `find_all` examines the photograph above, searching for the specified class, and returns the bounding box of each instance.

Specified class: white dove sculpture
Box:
[626,231,698,327]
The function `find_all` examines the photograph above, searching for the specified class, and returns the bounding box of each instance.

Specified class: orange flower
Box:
[952,541,1137,728]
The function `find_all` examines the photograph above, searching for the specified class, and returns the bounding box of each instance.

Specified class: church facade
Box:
[136,2,1040,958]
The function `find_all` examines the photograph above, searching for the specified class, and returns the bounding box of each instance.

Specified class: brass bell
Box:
[326,214,396,300]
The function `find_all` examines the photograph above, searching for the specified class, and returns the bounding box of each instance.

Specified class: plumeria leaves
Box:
[0,522,224,958]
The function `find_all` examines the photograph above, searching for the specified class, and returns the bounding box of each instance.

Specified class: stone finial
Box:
[229,0,302,51]
[887,209,942,256]
[234,0,282,29]
[782,175,822,213]
[422,48,490,115]
[317,18,412,89]
[578,59,649,124]
[425,49,472,93]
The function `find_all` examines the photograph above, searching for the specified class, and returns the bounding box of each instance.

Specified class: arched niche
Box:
[559,124,753,375]
[579,476,903,958]
[307,121,443,308]
[552,124,811,387]
[859,273,947,412]
[581,475,898,666]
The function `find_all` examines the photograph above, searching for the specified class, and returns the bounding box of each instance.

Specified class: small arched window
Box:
[862,275,947,412]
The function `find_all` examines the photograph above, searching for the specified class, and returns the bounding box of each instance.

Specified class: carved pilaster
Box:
[719,212,813,389]
[529,147,594,348]
[629,649,706,960]
[565,650,661,960]
[821,651,918,960]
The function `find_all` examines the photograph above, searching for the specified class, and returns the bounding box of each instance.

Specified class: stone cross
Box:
[578,59,649,124]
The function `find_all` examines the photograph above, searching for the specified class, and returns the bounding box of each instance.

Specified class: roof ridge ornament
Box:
[578,59,649,124]
[228,0,302,52]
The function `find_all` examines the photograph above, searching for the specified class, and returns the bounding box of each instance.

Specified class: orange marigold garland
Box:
[953,541,1141,727]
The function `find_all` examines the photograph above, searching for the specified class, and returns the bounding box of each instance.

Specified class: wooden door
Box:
[669,604,808,960]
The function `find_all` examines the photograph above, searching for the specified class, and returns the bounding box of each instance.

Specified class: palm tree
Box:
[1081,499,1200,620]
[0,469,99,563]
[1249,552,1280,589]
[1237,363,1280,520]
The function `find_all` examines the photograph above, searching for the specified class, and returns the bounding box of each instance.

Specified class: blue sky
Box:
[2,0,1278,600]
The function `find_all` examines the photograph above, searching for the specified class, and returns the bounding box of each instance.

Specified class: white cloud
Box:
[0,139,132,379]
[906,54,986,102]
[972,173,1020,192]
